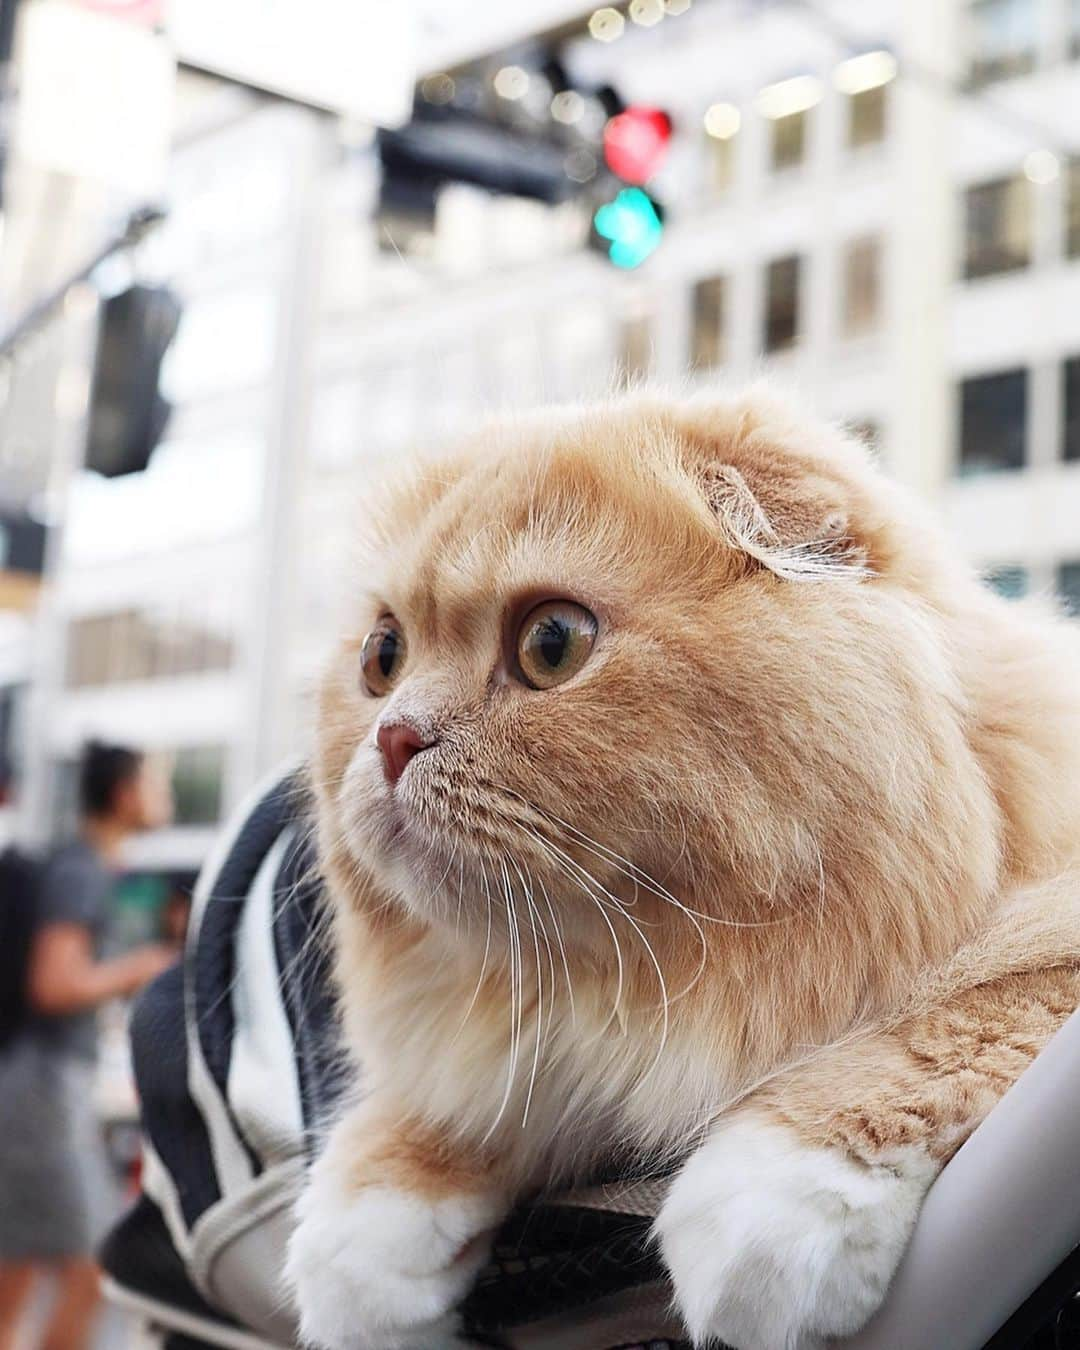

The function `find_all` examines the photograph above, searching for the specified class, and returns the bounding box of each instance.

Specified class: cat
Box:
[286,389,1080,1350]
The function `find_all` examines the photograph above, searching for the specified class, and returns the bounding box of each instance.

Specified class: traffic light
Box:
[593,187,664,269]
[591,102,670,269]
[85,285,181,478]
[602,105,671,184]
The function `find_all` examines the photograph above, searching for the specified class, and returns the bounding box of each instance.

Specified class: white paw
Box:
[655,1112,937,1350]
[286,1163,502,1350]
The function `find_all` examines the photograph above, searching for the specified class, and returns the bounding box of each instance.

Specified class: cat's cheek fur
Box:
[286,1158,503,1350]
[655,1111,938,1350]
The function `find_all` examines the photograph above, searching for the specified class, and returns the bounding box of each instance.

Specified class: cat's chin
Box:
[346,822,475,930]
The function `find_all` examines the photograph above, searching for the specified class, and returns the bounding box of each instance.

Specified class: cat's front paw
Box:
[655,1112,936,1350]
[286,1167,503,1350]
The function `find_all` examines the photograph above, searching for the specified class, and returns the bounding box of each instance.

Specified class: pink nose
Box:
[377,720,432,786]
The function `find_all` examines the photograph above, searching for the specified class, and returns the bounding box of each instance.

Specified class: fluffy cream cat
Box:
[286,390,1080,1350]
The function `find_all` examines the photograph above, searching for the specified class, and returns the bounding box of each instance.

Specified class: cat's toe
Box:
[286,1175,501,1350]
[655,1112,936,1350]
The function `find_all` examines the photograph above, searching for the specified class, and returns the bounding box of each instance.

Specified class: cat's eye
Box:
[360,617,407,696]
[515,600,598,690]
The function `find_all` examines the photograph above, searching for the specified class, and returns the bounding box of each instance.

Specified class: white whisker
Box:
[529,829,671,1096]
[509,854,547,1128]
[450,860,494,1046]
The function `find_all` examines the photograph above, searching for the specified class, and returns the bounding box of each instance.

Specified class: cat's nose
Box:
[377,719,433,786]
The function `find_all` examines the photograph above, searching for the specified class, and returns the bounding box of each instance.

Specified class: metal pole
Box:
[241,108,330,790]
[0,0,19,214]
[18,282,99,847]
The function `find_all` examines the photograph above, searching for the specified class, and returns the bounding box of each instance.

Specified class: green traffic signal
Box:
[593,187,664,269]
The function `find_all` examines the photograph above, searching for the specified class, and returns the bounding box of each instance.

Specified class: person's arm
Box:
[26,922,177,1016]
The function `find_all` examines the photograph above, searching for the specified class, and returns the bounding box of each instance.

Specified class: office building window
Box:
[1065,357,1080,461]
[763,255,801,352]
[958,369,1027,475]
[691,276,726,369]
[66,604,235,688]
[963,176,1031,279]
[848,85,887,149]
[1067,159,1080,258]
[709,134,736,193]
[702,100,740,194]
[984,564,1029,599]
[968,0,1037,87]
[841,236,882,336]
[1059,562,1080,616]
[620,316,652,384]
[834,50,896,149]
[771,111,806,171]
[171,745,226,826]
[703,103,740,193]
[619,313,652,384]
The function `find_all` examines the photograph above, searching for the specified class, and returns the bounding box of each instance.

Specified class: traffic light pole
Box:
[0,0,18,215]
[17,281,99,848]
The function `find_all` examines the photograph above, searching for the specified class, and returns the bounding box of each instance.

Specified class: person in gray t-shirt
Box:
[0,742,176,1350]
[29,839,114,1061]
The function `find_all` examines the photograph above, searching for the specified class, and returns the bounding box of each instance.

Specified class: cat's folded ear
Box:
[674,405,875,582]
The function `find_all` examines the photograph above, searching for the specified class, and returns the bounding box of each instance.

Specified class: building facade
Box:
[7,0,1080,867]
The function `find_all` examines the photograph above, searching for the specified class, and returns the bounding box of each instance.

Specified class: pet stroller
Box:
[101,767,1080,1349]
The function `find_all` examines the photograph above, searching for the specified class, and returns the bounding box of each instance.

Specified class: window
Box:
[66,605,235,688]
[968,0,1037,87]
[763,256,801,352]
[958,369,1027,475]
[984,564,1029,599]
[848,85,887,149]
[708,133,737,193]
[703,102,740,194]
[758,75,820,172]
[171,745,226,826]
[771,111,806,171]
[963,176,1031,279]
[1064,357,1080,461]
[834,51,895,149]
[841,236,882,336]
[1067,159,1080,258]
[619,313,652,384]
[1059,562,1080,616]
[691,276,726,368]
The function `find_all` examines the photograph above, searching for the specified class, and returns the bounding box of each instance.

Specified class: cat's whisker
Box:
[430,836,458,897]
[529,829,672,1093]
[493,780,783,934]
[523,827,626,1035]
[536,869,576,1026]
[449,861,494,1048]
[482,855,525,1144]
[509,854,548,1128]
[524,863,562,1059]
[481,783,711,1006]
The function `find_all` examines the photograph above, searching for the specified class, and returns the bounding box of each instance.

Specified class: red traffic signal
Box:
[602,105,672,185]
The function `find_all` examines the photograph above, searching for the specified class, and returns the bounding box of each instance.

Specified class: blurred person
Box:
[0,763,37,1048]
[0,742,176,1350]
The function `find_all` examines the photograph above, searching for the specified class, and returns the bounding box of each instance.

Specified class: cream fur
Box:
[656,1112,937,1349]
[292,388,1080,1348]
[286,1118,502,1350]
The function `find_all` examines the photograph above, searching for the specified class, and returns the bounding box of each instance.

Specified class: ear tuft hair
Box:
[701,463,871,583]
